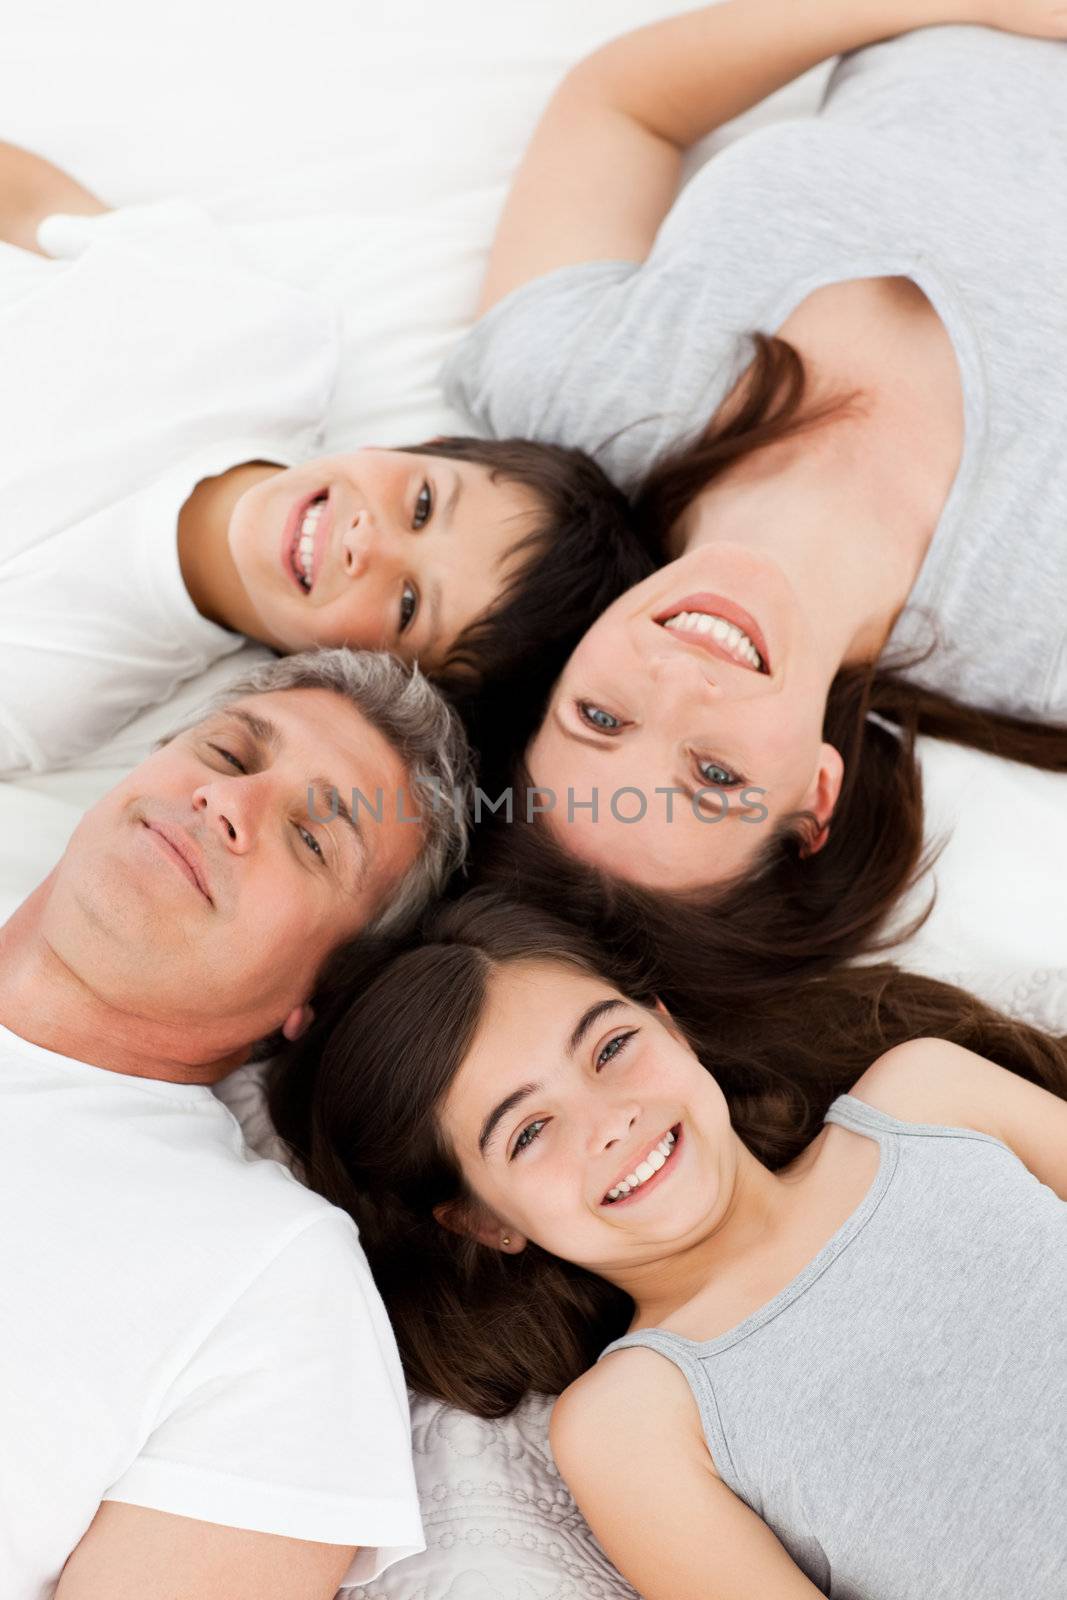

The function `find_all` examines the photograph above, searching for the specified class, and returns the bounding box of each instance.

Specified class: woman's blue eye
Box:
[697,758,742,788]
[413,482,433,529]
[512,1119,546,1158]
[579,702,623,733]
[596,1031,636,1069]
[297,824,324,861]
[399,582,418,634]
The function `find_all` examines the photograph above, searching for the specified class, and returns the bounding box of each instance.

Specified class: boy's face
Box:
[226,449,541,668]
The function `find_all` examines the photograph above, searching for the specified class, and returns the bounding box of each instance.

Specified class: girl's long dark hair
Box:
[473,336,1066,982]
[270,892,1067,1419]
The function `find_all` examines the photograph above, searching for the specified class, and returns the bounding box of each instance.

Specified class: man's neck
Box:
[0,894,246,1086]
[177,461,280,639]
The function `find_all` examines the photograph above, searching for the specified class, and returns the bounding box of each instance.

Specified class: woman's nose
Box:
[649,649,723,700]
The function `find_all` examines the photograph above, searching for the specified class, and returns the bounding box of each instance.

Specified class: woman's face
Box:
[228,448,540,668]
[437,959,740,1276]
[526,543,844,890]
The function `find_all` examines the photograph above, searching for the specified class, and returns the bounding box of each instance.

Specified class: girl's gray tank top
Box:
[599,1095,1067,1598]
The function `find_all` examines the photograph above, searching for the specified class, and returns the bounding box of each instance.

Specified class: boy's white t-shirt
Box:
[0,204,339,774]
[0,1022,424,1597]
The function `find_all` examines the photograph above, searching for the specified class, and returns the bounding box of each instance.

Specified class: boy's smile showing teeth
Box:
[602,1125,680,1205]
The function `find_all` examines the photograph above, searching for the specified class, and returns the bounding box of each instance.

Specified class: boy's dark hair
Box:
[404,437,655,778]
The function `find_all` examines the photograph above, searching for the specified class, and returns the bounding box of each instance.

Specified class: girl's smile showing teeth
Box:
[602,1126,681,1206]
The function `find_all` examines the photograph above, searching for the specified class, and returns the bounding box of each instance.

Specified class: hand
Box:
[939,0,1067,38]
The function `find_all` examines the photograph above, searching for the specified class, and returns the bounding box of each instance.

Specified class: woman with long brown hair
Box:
[445,2,1067,975]
[270,892,1067,1599]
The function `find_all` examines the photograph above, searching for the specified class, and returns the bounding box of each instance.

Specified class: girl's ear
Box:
[433,1198,527,1254]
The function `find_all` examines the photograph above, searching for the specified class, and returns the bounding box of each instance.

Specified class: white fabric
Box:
[0,1021,423,1597]
[0,202,338,773]
[0,6,1064,1598]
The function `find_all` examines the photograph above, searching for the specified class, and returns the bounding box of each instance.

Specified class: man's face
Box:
[42,688,422,1053]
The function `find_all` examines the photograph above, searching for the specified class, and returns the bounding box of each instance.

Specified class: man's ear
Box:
[433,1198,527,1254]
[281,1003,314,1043]
[799,742,845,857]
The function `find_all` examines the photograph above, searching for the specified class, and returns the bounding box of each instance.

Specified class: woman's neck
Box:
[673,277,963,674]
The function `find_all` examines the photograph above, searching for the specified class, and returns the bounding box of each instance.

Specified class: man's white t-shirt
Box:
[0,204,339,774]
[0,1022,424,1598]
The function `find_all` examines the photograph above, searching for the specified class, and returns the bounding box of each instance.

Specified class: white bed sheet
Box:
[2,5,1064,1596]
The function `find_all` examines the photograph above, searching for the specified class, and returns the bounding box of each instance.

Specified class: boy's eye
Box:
[413,482,433,529]
[578,701,625,733]
[399,582,418,634]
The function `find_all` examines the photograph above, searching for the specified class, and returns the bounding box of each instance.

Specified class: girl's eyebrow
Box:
[476,999,625,1158]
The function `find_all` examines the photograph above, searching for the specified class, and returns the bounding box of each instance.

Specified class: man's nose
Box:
[191,774,267,854]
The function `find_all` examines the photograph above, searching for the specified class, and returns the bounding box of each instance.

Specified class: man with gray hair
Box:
[0,649,468,1600]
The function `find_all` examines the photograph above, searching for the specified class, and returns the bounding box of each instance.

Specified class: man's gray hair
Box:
[188,649,472,935]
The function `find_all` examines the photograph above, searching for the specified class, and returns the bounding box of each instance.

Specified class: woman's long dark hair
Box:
[270,892,1067,1419]
[472,337,1067,982]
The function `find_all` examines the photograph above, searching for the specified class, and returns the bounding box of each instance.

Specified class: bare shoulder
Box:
[852,1037,1014,1132]
[551,1341,706,1478]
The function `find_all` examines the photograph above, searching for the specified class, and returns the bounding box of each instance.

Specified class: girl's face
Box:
[525,542,844,889]
[228,448,540,667]
[437,959,741,1277]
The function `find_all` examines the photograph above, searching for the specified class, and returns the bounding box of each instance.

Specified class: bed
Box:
[3,4,1065,1595]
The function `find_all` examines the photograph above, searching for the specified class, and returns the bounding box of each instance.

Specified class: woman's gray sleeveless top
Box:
[599,1095,1067,1598]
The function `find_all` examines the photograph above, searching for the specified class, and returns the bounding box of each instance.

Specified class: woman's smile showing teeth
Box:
[653,591,770,674]
[602,1126,681,1206]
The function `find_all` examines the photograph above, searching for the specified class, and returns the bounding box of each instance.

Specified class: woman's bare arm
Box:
[0,140,106,253]
[479,0,1067,314]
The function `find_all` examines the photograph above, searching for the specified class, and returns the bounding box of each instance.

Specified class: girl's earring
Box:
[501,1234,512,1248]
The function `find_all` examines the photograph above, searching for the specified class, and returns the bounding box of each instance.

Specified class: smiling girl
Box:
[0,142,648,773]
[272,893,1067,1599]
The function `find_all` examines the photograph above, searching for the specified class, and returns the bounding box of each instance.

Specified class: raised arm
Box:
[550,1349,826,1599]
[54,1502,355,1600]
[0,140,106,254]
[479,0,1067,313]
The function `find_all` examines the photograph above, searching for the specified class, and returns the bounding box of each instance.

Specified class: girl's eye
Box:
[399,582,418,634]
[578,701,625,733]
[511,1119,547,1159]
[596,1030,637,1070]
[413,482,433,530]
[209,743,246,773]
[296,824,324,862]
[697,758,743,789]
